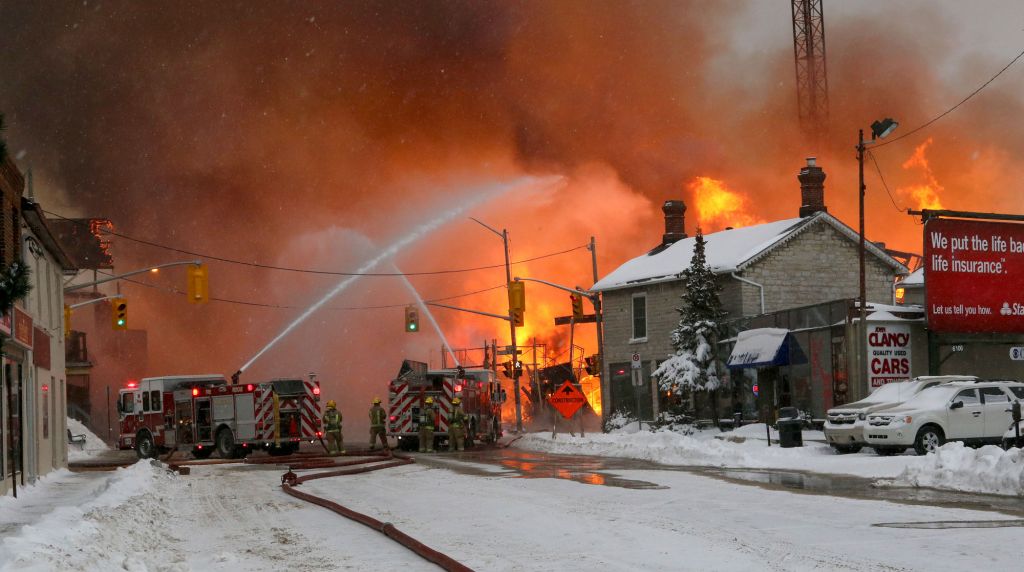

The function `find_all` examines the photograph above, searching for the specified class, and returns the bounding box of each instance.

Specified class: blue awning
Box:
[727,328,805,369]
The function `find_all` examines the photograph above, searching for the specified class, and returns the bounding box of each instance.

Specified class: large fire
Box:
[690,176,765,231]
[899,138,945,210]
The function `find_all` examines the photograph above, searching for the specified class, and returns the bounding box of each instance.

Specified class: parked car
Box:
[824,376,976,453]
[865,380,1024,455]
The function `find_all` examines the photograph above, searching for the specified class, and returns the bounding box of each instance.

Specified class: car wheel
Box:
[830,444,862,454]
[215,428,236,459]
[914,426,945,456]
[136,431,156,459]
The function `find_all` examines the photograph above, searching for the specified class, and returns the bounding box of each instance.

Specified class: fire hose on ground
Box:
[279,452,474,572]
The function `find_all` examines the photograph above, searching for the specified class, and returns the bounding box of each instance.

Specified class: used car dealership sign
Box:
[867,324,912,388]
[924,218,1024,333]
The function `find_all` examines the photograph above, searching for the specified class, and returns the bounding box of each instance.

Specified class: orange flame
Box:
[900,138,945,210]
[690,176,764,231]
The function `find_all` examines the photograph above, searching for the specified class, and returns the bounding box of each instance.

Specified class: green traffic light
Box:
[117,319,126,326]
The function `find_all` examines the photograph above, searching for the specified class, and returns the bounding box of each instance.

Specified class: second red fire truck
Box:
[118,374,323,459]
[387,360,503,450]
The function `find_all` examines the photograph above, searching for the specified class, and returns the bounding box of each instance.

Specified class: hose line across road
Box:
[280,452,474,572]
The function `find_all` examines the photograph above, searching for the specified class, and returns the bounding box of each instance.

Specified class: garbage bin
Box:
[777,407,803,448]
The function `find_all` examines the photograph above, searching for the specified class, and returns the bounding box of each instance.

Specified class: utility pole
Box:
[588,237,608,425]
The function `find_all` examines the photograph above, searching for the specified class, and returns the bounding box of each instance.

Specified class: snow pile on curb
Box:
[0,461,184,571]
[514,428,911,479]
[67,417,110,462]
[888,443,1024,496]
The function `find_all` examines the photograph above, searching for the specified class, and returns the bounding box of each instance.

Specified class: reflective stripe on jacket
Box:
[324,409,342,431]
[369,405,386,428]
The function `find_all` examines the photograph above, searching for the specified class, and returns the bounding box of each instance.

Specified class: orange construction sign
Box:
[548,381,587,419]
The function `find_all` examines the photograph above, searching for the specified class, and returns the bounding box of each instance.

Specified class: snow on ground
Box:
[308,460,1024,572]
[516,425,1024,496]
[67,417,110,462]
[3,453,1023,571]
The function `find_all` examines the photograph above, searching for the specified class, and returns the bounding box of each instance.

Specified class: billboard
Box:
[867,324,912,388]
[924,218,1024,333]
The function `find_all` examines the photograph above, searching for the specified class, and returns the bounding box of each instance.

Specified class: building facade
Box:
[592,158,909,420]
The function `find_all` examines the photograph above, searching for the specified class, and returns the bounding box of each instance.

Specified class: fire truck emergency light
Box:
[192,388,199,396]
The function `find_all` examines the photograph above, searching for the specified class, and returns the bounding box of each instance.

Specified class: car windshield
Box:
[865,381,918,403]
[894,386,962,410]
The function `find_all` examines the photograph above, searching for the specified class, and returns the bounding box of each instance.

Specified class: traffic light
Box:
[570,293,584,320]
[404,305,420,332]
[584,355,599,376]
[510,307,525,327]
[456,365,466,379]
[111,298,128,330]
[513,360,523,378]
[501,360,513,378]
[187,263,209,304]
[63,305,72,339]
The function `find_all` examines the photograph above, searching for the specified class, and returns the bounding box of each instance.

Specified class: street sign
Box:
[630,368,643,387]
[548,381,587,419]
[1011,347,1024,361]
[631,353,641,370]
[554,314,597,325]
[496,346,524,356]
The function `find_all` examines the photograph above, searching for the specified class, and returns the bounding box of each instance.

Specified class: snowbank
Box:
[514,427,913,479]
[886,443,1024,496]
[0,461,177,571]
[67,417,110,462]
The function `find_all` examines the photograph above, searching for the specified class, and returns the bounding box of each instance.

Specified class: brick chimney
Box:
[798,156,827,217]
[662,200,687,245]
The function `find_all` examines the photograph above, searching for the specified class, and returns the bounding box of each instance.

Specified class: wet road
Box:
[416,447,1024,520]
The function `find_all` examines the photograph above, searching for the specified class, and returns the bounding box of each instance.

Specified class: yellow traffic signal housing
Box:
[510,307,525,327]
[187,264,210,304]
[508,280,525,312]
[111,298,128,330]
[63,305,72,339]
[570,293,584,320]
[405,305,420,332]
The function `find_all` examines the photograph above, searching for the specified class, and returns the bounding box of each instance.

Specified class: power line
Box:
[93,268,508,310]
[874,47,1024,149]
[43,208,588,276]
[866,149,907,213]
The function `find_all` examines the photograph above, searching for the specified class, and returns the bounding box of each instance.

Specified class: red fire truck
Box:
[119,374,323,459]
[387,360,503,450]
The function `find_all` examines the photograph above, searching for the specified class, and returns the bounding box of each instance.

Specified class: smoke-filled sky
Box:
[2,1,1023,424]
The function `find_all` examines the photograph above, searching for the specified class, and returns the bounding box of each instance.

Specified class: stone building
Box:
[591,158,909,420]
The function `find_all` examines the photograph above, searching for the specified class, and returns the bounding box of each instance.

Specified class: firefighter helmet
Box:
[373,397,382,405]
[327,400,337,409]
[425,397,434,404]
[452,397,461,405]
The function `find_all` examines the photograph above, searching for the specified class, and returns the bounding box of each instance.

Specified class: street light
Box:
[857,117,898,392]
[470,217,523,433]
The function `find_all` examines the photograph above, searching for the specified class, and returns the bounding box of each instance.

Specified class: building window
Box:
[631,294,647,341]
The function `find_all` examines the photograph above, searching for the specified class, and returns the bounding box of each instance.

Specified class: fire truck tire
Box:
[268,445,291,457]
[191,448,213,459]
[215,428,237,459]
[136,431,157,459]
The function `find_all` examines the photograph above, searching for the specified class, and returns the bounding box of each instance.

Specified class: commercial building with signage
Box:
[2,158,76,497]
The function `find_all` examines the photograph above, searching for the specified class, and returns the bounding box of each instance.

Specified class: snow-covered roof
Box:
[898,267,924,287]
[592,212,908,292]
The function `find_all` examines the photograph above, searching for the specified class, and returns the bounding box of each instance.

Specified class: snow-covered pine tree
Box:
[654,228,726,393]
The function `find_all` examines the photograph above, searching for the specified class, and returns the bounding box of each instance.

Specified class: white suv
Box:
[865,381,1024,455]
[824,376,975,453]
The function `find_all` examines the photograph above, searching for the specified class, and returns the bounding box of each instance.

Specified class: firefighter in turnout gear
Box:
[419,397,436,453]
[448,397,467,452]
[323,400,344,454]
[369,397,389,451]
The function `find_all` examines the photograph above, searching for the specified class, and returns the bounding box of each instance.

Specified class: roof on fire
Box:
[591,211,908,292]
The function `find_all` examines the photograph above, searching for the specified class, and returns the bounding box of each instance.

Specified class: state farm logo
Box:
[1000,302,1024,316]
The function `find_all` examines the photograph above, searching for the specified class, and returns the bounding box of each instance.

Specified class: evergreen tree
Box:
[654,228,726,393]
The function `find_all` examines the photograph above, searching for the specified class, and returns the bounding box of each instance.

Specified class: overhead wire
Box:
[43,208,588,276]
[865,149,908,213]
[873,47,1024,150]
[89,268,508,310]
